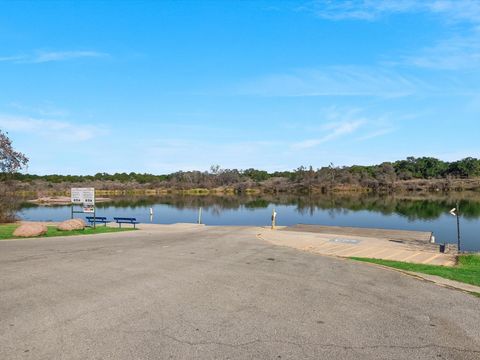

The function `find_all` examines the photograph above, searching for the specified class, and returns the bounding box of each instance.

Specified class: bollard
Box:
[271,208,277,230]
[198,207,202,224]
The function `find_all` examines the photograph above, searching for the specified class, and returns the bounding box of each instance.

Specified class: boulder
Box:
[71,218,87,228]
[13,223,48,237]
[57,218,86,231]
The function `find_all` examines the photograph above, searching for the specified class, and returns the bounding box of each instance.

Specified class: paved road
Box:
[1,225,479,359]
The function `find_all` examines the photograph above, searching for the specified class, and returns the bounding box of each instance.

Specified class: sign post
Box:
[449,203,461,252]
[71,188,96,228]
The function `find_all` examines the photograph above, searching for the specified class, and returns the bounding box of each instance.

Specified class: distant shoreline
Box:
[13,177,480,201]
[27,196,112,206]
[6,157,480,196]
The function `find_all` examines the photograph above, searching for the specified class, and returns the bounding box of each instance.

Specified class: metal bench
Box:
[113,217,139,228]
[86,216,109,226]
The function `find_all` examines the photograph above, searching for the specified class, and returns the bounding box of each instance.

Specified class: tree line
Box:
[6,157,480,193]
[9,156,480,186]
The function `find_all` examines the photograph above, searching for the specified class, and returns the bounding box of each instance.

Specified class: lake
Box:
[17,193,480,252]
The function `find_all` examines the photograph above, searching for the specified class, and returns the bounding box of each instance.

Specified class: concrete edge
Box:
[0,222,206,241]
[0,228,139,242]
[347,259,480,297]
[256,232,480,298]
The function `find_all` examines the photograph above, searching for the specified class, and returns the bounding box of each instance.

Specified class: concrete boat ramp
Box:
[136,223,455,266]
[16,221,455,266]
[283,224,434,245]
[259,224,456,266]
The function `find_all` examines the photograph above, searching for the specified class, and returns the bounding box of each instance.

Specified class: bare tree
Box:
[0,130,29,222]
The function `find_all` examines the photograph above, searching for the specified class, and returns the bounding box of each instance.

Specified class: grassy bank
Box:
[0,224,133,240]
[351,254,480,287]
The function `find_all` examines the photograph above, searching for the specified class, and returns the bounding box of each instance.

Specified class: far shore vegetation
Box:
[0,224,134,240]
[351,254,480,289]
[7,157,480,197]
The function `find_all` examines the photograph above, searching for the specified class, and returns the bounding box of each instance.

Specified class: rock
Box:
[57,219,86,231]
[71,218,87,228]
[13,223,48,237]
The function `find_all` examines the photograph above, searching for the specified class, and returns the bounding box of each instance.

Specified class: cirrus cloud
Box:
[304,0,480,23]
[0,50,108,64]
[0,114,106,142]
[292,119,365,149]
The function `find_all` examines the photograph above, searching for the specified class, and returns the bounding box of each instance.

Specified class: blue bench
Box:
[114,217,139,228]
[86,216,108,226]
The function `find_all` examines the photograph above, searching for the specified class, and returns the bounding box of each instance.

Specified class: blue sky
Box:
[0,0,479,175]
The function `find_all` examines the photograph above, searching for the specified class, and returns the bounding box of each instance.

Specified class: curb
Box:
[346,259,480,298]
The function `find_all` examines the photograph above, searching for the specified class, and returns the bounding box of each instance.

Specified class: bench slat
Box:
[114,218,137,223]
[113,217,139,228]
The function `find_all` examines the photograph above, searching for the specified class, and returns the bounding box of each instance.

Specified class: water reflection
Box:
[16,192,480,251]
[78,193,480,221]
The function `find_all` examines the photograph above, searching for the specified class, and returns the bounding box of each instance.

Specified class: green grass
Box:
[0,224,134,240]
[351,254,480,288]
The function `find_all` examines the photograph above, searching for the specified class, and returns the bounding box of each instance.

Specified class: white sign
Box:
[83,205,95,213]
[450,207,457,216]
[71,188,95,205]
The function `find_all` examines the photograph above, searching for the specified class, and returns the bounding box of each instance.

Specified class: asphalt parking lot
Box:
[1,225,479,359]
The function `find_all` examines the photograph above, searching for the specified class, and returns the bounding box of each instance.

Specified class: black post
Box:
[456,201,461,252]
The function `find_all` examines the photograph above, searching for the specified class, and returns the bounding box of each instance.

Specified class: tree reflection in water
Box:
[19,192,479,221]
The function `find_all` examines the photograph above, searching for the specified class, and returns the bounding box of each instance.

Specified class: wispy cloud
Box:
[0,114,106,141]
[401,31,480,70]
[236,66,422,97]
[0,55,25,62]
[300,0,416,21]
[356,127,396,141]
[7,102,69,117]
[0,50,108,64]
[292,119,365,149]
[304,0,480,23]
[31,51,107,63]
[144,139,284,172]
[302,1,480,71]
[289,106,399,149]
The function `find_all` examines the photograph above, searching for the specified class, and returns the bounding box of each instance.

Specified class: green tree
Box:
[448,157,480,177]
[0,130,29,222]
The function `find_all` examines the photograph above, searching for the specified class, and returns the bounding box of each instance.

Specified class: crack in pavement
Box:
[120,329,480,355]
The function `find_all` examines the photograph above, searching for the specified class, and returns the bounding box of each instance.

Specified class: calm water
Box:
[17,193,480,252]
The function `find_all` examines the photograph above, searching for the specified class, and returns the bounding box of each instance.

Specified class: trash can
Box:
[439,243,446,253]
